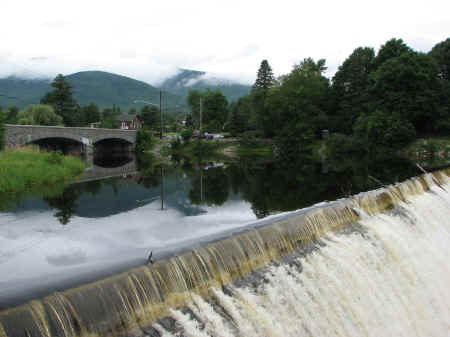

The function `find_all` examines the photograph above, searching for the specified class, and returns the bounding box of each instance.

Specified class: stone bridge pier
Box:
[4,124,138,155]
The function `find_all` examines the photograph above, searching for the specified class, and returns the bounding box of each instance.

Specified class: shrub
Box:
[170,137,182,150]
[239,130,263,147]
[192,139,218,157]
[136,128,154,152]
[354,110,416,154]
[325,133,362,156]
[181,128,193,142]
[46,150,64,164]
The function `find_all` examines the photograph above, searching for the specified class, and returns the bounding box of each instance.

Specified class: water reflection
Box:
[2,152,448,225]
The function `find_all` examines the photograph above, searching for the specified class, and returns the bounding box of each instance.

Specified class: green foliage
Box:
[372,38,413,70]
[17,104,63,126]
[187,89,202,126]
[181,128,193,142]
[80,103,101,125]
[429,38,450,81]
[192,139,220,158]
[41,74,78,126]
[229,95,253,136]
[139,105,160,130]
[0,148,85,194]
[353,110,416,154]
[5,106,19,124]
[325,133,363,157]
[253,59,275,91]
[0,71,185,114]
[135,128,154,152]
[170,137,182,151]
[187,89,229,132]
[370,52,443,134]
[239,130,263,147]
[46,150,64,165]
[0,108,4,150]
[275,122,315,162]
[332,47,375,133]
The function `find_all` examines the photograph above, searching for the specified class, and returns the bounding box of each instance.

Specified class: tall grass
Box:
[0,146,85,198]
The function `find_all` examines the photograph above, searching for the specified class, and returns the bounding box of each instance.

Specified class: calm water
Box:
[0,153,442,308]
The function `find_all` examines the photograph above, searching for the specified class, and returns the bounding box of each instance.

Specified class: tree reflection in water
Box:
[26,152,433,225]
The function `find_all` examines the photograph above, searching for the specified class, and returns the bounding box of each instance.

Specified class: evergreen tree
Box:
[253,60,275,91]
[41,74,78,126]
[5,106,19,124]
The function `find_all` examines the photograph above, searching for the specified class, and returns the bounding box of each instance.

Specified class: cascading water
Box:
[0,170,449,337]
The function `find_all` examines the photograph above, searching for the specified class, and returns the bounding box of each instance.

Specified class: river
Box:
[0,153,447,320]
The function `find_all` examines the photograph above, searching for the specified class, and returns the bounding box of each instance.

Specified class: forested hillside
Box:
[0,71,184,111]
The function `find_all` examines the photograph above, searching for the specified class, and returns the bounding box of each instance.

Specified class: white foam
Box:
[167,181,450,336]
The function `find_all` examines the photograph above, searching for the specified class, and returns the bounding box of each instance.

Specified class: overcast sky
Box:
[1,0,449,85]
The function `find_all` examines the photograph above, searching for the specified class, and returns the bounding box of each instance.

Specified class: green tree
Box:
[370,52,443,134]
[252,59,275,91]
[17,104,63,126]
[429,38,450,133]
[373,38,413,70]
[429,38,450,81]
[5,106,19,124]
[41,74,78,126]
[268,58,331,159]
[332,47,375,133]
[251,60,276,136]
[187,89,203,127]
[139,105,159,129]
[80,103,101,125]
[353,110,416,154]
[202,89,228,132]
[136,128,154,152]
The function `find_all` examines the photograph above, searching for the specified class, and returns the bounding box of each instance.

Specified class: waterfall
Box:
[0,169,449,337]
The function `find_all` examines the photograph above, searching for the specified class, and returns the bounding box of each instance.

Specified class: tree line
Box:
[0,74,174,132]
[183,37,449,159]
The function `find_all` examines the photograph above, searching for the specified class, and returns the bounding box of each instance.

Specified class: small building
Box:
[118,114,141,130]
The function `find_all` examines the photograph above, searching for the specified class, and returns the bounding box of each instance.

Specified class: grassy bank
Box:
[0,147,86,194]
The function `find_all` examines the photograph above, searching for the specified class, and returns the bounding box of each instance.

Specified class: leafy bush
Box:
[17,104,63,126]
[353,110,416,154]
[46,150,64,164]
[192,139,218,157]
[325,133,362,156]
[170,137,182,150]
[239,130,263,147]
[136,128,154,152]
[181,128,193,142]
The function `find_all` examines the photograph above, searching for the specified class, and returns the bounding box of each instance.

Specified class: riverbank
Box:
[0,147,86,208]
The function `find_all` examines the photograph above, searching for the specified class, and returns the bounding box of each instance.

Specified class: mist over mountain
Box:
[161,68,251,102]
[0,69,251,112]
[0,71,184,111]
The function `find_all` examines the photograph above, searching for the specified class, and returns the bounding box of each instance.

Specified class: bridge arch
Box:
[4,125,137,154]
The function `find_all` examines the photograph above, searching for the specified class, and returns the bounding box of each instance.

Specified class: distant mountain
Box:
[0,76,51,110]
[161,68,251,102]
[0,71,185,112]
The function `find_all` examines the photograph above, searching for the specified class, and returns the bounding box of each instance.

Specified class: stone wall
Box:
[4,124,137,150]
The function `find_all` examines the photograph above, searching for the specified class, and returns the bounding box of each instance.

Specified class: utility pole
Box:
[199,97,203,137]
[159,90,163,139]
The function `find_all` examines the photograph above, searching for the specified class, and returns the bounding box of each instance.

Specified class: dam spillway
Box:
[0,169,449,337]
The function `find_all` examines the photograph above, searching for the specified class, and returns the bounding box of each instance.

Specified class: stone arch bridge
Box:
[4,124,137,154]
